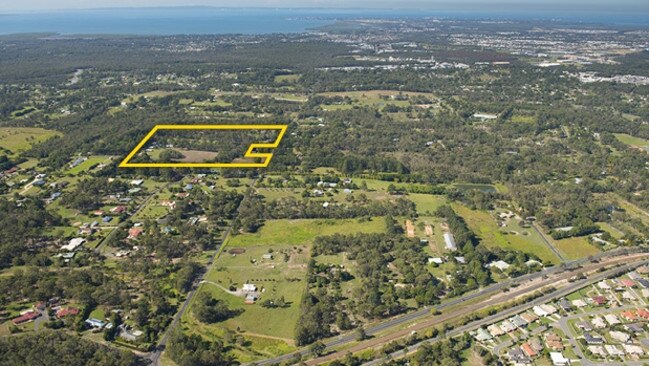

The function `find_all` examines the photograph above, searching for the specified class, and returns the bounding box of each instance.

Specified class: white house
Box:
[61,237,85,251]
[550,352,569,366]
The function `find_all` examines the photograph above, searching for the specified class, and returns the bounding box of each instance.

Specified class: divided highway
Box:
[251,247,646,366]
[361,256,649,365]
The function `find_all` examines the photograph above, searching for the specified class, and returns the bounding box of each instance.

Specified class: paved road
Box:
[95,183,169,253]
[250,247,645,366]
[360,257,649,366]
[148,185,253,366]
[531,222,567,263]
[556,304,642,366]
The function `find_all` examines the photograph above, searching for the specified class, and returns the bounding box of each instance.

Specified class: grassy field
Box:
[66,156,111,175]
[186,243,307,361]
[409,194,447,215]
[614,133,649,149]
[452,204,561,264]
[182,217,386,359]
[553,237,601,260]
[274,74,300,83]
[225,218,385,247]
[316,90,437,111]
[510,115,536,123]
[0,127,61,155]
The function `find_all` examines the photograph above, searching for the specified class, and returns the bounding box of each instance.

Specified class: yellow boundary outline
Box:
[118,124,288,168]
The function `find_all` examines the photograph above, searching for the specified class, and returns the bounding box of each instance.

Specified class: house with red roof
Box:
[12,311,40,325]
[621,310,637,321]
[110,205,127,214]
[620,279,636,287]
[128,227,143,239]
[56,307,79,318]
[521,343,538,358]
[592,296,608,306]
[636,308,649,319]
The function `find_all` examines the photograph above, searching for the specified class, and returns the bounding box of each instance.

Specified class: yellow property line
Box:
[118,124,288,168]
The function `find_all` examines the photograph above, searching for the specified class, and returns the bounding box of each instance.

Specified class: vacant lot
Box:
[452,204,561,264]
[226,218,385,247]
[0,127,61,155]
[614,133,649,150]
[66,156,111,175]
[554,237,601,260]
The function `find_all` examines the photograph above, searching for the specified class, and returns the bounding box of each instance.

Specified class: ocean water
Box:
[0,7,646,36]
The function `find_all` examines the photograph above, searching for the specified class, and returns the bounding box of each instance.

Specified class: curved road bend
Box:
[251,247,645,366]
[360,257,649,366]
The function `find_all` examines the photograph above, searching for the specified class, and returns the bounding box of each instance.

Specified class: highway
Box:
[251,247,645,366]
[360,257,649,366]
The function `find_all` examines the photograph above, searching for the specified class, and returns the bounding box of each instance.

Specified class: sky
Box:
[1,0,647,13]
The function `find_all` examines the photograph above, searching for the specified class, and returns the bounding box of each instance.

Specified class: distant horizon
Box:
[0,6,647,36]
[1,1,648,14]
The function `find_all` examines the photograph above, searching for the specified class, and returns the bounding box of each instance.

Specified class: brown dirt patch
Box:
[405,220,415,238]
[228,248,246,255]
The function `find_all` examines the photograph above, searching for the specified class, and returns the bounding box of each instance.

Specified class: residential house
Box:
[592,317,607,329]
[511,315,528,328]
[128,227,143,239]
[637,308,649,319]
[508,348,529,364]
[622,344,644,355]
[56,307,79,318]
[587,345,607,357]
[540,304,558,315]
[533,305,549,317]
[549,352,569,366]
[592,295,608,306]
[118,324,143,342]
[85,318,107,328]
[620,279,636,287]
[621,310,637,321]
[604,314,621,326]
[584,333,604,345]
[12,311,39,325]
[500,320,516,333]
[521,312,538,323]
[111,205,127,214]
[529,338,543,353]
[488,324,505,337]
[597,281,611,290]
[623,291,636,301]
[545,333,564,351]
[576,320,594,332]
[474,328,492,342]
[604,345,624,356]
[61,237,85,251]
[609,331,631,343]
[558,299,572,312]
[572,299,588,308]
[521,343,537,358]
[488,260,511,271]
[625,323,644,334]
